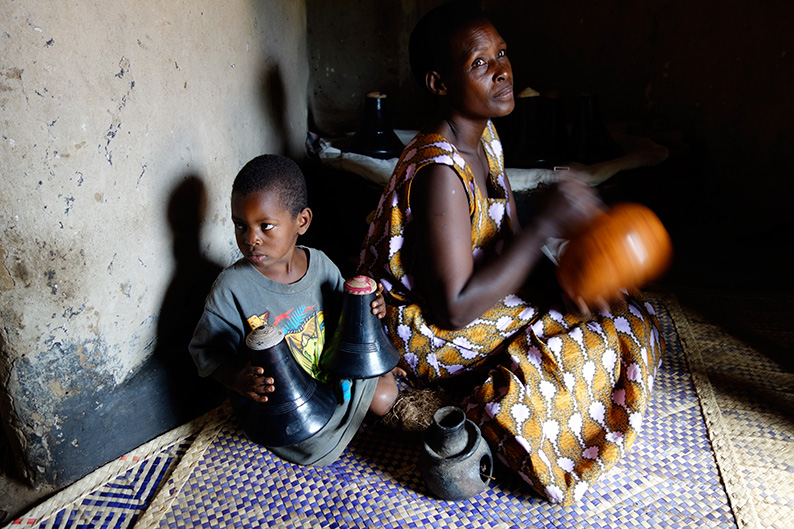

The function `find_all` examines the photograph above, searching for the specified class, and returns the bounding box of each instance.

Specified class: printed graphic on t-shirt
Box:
[247,305,326,381]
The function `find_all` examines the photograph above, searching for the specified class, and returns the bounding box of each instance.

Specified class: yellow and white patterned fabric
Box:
[358,121,664,505]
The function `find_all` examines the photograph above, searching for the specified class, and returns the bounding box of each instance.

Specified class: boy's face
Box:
[231,189,311,277]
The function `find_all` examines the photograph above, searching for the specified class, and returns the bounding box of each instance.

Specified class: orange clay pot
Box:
[557,202,672,307]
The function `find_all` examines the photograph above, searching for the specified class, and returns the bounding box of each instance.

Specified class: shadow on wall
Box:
[259,60,291,158]
[154,175,225,419]
[154,58,301,426]
[1,176,227,493]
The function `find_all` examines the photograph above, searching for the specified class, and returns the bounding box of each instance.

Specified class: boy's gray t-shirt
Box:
[189,247,377,466]
[190,246,344,380]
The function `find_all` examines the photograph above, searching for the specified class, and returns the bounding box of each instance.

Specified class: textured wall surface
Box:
[306,0,436,136]
[307,0,793,233]
[1,0,308,486]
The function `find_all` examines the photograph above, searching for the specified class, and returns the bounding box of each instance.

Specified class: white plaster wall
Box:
[0,0,308,481]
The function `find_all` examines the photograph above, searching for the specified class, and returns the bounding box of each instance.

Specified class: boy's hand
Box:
[371,282,387,319]
[232,362,275,403]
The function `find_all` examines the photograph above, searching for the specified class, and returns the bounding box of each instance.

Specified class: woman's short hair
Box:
[408,0,486,90]
[232,154,308,218]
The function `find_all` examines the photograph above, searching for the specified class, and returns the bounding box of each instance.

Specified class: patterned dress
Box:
[358,121,663,505]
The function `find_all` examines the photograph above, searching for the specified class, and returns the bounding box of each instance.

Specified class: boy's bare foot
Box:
[368,367,406,416]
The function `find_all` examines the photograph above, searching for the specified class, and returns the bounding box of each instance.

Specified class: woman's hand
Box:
[562,289,624,318]
[371,282,387,319]
[536,173,604,240]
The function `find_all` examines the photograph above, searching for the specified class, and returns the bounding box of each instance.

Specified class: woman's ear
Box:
[426,71,447,96]
[297,207,312,235]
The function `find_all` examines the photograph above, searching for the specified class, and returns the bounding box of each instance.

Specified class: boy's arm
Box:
[190,305,274,402]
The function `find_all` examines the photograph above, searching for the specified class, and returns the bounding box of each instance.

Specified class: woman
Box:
[358,0,663,505]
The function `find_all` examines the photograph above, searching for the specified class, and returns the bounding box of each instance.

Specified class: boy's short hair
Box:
[232,154,308,218]
[408,0,486,90]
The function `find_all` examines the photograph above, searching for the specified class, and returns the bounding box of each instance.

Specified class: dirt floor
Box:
[1,438,60,523]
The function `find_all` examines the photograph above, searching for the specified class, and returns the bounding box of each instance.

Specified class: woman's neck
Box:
[444,117,485,153]
[428,111,488,154]
[429,113,492,194]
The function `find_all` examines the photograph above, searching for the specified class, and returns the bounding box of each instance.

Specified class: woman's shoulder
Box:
[407,129,456,155]
[403,130,468,174]
[481,120,505,174]
[480,120,501,153]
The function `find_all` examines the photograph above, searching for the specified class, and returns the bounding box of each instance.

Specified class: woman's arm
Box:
[410,165,600,329]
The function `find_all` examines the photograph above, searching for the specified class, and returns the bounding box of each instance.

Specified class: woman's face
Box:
[443,19,514,120]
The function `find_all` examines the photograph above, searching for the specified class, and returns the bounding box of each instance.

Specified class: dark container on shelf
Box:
[349,91,405,160]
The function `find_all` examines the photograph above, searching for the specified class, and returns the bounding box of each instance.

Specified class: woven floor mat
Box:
[667,288,794,529]
[5,413,215,528]
[9,293,771,528]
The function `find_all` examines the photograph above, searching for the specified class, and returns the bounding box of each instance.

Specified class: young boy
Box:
[189,154,402,466]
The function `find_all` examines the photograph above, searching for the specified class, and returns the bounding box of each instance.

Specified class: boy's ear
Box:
[297,207,312,235]
[426,71,447,96]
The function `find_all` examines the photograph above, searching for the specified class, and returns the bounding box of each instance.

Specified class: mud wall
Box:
[1,0,308,487]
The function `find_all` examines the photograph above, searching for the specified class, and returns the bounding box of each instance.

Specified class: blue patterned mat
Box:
[9,295,741,528]
[8,438,194,529]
